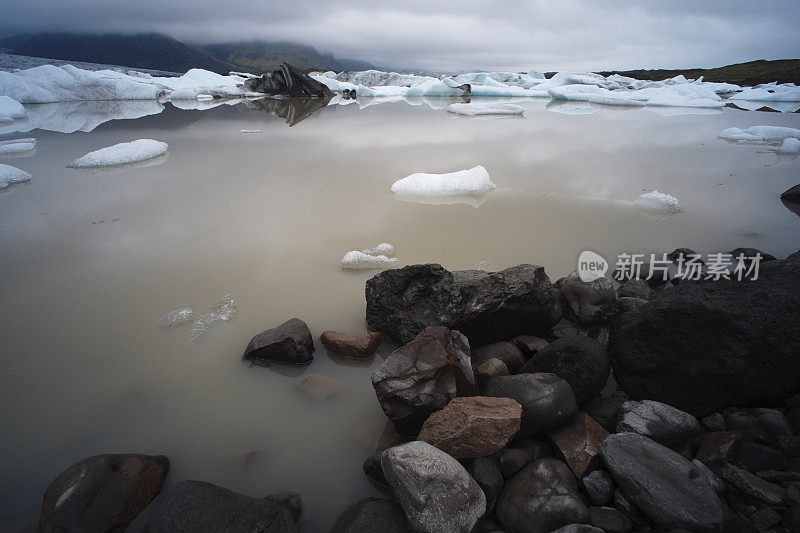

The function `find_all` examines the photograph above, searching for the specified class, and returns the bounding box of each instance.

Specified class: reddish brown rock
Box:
[695,431,742,472]
[295,374,343,401]
[547,412,609,478]
[321,330,382,359]
[40,454,169,532]
[418,397,522,458]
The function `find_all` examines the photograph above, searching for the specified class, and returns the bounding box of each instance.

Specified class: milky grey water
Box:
[1,97,799,530]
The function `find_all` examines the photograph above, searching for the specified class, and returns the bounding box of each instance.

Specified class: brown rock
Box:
[718,463,785,505]
[476,358,509,389]
[695,431,742,471]
[321,330,382,359]
[471,342,526,373]
[418,397,522,458]
[296,374,343,401]
[40,454,168,532]
[547,413,609,478]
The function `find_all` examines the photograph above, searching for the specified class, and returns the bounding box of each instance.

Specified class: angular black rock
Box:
[243,318,314,365]
[243,62,333,98]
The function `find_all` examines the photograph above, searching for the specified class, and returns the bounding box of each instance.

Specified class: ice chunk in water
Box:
[776,137,800,154]
[635,190,680,212]
[391,166,497,197]
[446,103,524,116]
[341,251,400,270]
[157,307,194,326]
[718,126,800,143]
[362,243,396,257]
[0,96,26,120]
[67,139,168,168]
[186,294,238,342]
[0,138,36,157]
[0,163,31,189]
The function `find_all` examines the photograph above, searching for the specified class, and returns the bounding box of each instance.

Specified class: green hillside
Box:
[597,59,800,86]
[202,41,342,73]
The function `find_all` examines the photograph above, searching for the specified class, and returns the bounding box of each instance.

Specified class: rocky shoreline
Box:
[38,247,800,532]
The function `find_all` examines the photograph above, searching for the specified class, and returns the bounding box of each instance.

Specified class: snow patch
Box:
[67,139,168,168]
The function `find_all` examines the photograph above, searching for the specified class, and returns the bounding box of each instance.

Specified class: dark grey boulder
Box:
[475,358,509,391]
[734,441,789,472]
[371,326,475,435]
[559,271,616,325]
[470,456,504,512]
[581,469,615,506]
[126,480,297,532]
[362,452,388,489]
[616,279,652,300]
[243,318,314,366]
[330,497,413,533]
[381,441,486,533]
[264,492,302,523]
[512,334,549,355]
[500,448,533,479]
[365,263,561,345]
[601,433,724,532]
[484,373,578,437]
[40,454,169,533]
[782,184,800,203]
[700,413,726,432]
[519,336,610,405]
[615,400,702,450]
[471,342,526,374]
[495,458,590,533]
[722,407,793,444]
[589,506,633,533]
[243,62,333,98]
[609,257,800,417]
[728,247,777,262]
[584,395,625,433]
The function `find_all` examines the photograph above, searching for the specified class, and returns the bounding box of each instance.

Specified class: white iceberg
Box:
[0,96,26,121]
[548,85,644,107]
[776,137,800,154]
[67,139,168,168]
[0,163,31,189]
[446,102,524,116]
[718,126,800,143]
[361,243,396,257]
[391,166,497,197]
[0,138,36,157]
[635,190,680,212]
[341,243,399,270]
[730,86,800,102]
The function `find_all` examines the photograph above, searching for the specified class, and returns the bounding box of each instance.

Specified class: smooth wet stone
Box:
[559,270,617,325]
[484,373,578,437]
[718,463,785,505]
[40,454,169,533]
[701,413,726,432]
[470,456,504,512]
[475,358,509,390]
[295,374,343,401]
[616,279,652,300]
[362,452,388,488]
[520,336,610,405]
[243,318,314,365]
[547,412,609,478]
[496,458,590,533]
[365,263,562,345]
[581,469,615,506]
[381,441,486,533]
[601,433,724,532]
[127,480,297,532]
[371,326,475,435]
[782,184,800,203]
[500,448,534,479]
[723,407,793,444]
[584,395,624,433]
[589,506,633,533]
[329,497,413,533]
[471,342,526,374]
[320,330,382,359]
[418,396,522,458]
[734,441,789,473]
[691,459,726,494]
[511,334,549,355]
[615,399,702,450]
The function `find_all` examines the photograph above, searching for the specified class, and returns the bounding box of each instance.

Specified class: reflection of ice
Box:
[545,101,598,115]
[0,100,165,134]
[646,106,722,116]
[157,307,194,326]
[393,191,491,208]
[186,294,238,343]
[728,100,800,113]
[0,138,36,158]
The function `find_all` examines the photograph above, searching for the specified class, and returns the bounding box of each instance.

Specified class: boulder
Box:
[243,318,314,366]
[601,433,724,532]
[362,453,388,489]
[615,400,702,450]
[495,458,590,533]
[782,184,800,203]
[547,413,609,478]
[722,407,793,444]
[580,469,615,506]
[589,506,633,533]
[718,463,785,505]
[264,492,302,523]
[330,497,413,533]
[365,264,561,345]
[616,279,652,300]
[475,358,509,390]
[321,330,382,359]
[126,480,297,532]
[381,441,486,533]
[695,431,743,471]
[371,326,475,435]
[550,526,604,533]
[700,413,726,432]
[511,334,549,355]
[584,395,624,433]
[295,374,342,401]
[471,342,526,374]
[519,336,610,405]
[690,459,725,494]
[609,258,800,417]
[484,373,578,437]
[500,448,534,479]
[728,247,777,263]
[418,397,522,458]
[470,457,504,512]
[559,271,617,325]
[734,441,789,473]
[613,297,647,314]
[40,454,168,533]
[243,62,334,98]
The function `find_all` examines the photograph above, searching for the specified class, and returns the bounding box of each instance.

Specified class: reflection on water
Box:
[0,100,165,134]
[0,98,799,531]
[245,96,332,126]
[393,191,492,208]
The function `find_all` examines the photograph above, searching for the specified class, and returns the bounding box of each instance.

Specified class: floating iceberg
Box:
[391,166,497,197]
[157,307,194,326]
[67,139,168,168]
[341,243,399,270]
[362,243,396,257]
[729,85,800,102]
[548,85,644,107]
[156,69,255,100]
[776,137,800,154]
[0,163,31,189]
[718,126,800,143]
[0,138,36,157]
[0,96,26,121]
[446,102,524,116]
[635,190,680,212]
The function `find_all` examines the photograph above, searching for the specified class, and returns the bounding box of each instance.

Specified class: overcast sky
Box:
[1,0,798,72]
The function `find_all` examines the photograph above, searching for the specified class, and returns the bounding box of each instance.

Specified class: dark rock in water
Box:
[609,257,800,417]
[484,373,578,437]
[589,506,633,533]
[519,336,609,405]
[471,342,526,374]
[601,433,724,532]
[547,413,609,478]
[321,330,382,359]
[723,407,793,444]
[381,441,486,533]
[264,492,303,523]
[615,400,702,450]
[718,463,785,505]
[365,263,562,345]
[363,452,389,489]
[330,497,413,533]
[728,247,777,262]
[616,279,652,300]
[581,469,615,506]
[470,456,504,512]
[495,458,590,533]
[40,454,168,533]
[295,374,342,401]
[695,431,743,472]
[243,318,314,365]
[244,62,333,98]
[559,271,616,325]
[417,396,522,459]
[735,441,789,473]
[126,480,297,532]
[371,326,475,435]
[782,184,800,202]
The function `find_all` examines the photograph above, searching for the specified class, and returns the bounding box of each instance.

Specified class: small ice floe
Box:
[445,102,524,116]
[0,96,27,121]
[635,190,681,212]
[67,139,168,168]
[0,138,36,157]
[341,243,399,270]
[156,307,194,326]
[187,294,238,342]
[391,166,497,197]
[718,126,800,143]
[241,129,263,134]
[774,137,800,155]
[0,163,31,189]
